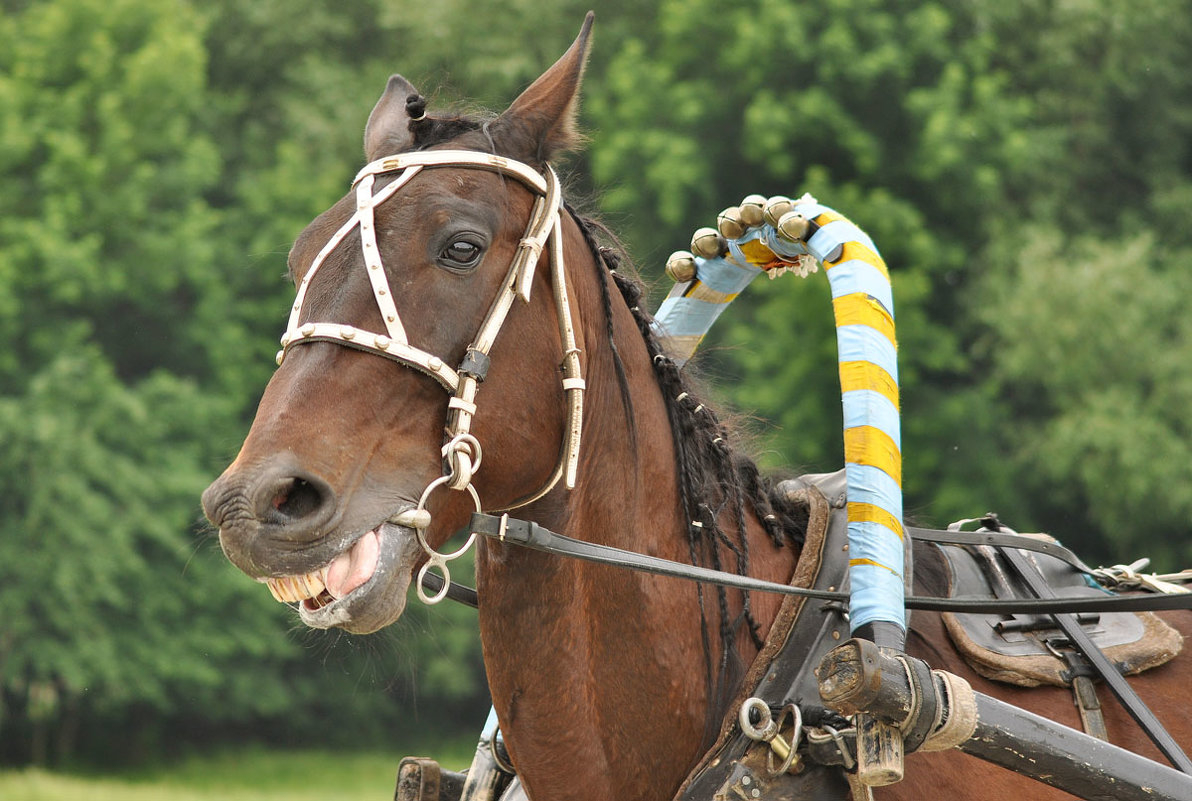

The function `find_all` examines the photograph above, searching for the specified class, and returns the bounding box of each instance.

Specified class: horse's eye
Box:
[439,237,484,270]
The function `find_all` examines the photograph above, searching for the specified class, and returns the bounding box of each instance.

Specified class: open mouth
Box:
[263,526,381,611]
[257,519,423,633]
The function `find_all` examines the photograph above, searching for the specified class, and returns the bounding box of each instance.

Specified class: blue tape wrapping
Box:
[826,261,894,312]
[652,295,731,339]
[791,199,831,221]
[834,326,900,381]
[805,218,878,260]
[848,521,906,573]
[692,255,761,294]
[848,562,910,629]
[654,197,907,638]
[732,225,812,263]
[651,254,764,365]
[844,463,904,520]
[842,389,902,448]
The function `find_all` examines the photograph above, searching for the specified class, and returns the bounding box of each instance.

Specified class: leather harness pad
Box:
[675,471,855,801]
[939,541,1183,687]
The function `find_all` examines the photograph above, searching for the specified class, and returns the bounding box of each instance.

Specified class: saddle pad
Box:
[939,541,1182,687]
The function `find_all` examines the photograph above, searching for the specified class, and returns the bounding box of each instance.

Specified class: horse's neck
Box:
[474,250,797,800]
[473,301,711,799]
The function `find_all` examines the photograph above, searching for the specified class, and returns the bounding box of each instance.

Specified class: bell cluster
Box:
[665,194,819,283]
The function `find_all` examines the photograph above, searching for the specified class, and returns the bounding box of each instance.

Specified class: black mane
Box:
[411,113,809,720]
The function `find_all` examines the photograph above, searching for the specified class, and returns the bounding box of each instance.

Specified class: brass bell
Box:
[763,196,793,228]
[691,227,728,259]
[739,194,766,227]
[665,250,698,283]
[716,206,746,240]
[776,210,811,243]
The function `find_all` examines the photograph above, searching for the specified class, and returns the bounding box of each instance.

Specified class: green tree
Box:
[957,0,1192,563]
[978,232,1192,569]
[585,0,1192,564]
[5,0,1191,768]
[584,0,1037,519]
[0,0,296,763]
[0,0,495,766]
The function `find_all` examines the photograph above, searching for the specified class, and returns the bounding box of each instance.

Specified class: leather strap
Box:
[419,571,478,609]
[467,513,1192,615]
[998,545,1192,772]
[909,527,1096,574]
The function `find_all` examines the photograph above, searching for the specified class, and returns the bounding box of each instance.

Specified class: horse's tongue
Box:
[325,529,380,599]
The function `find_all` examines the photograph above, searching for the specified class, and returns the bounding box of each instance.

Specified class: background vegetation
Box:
[1,0,1190,773]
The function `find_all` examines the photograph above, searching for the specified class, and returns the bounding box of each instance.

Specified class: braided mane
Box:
[412,109,808,712]
[568,212,809,659]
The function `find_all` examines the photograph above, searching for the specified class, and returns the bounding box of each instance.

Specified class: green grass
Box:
[0,743,478,801]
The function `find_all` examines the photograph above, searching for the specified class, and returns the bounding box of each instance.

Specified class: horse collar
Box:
[276,150,587,598]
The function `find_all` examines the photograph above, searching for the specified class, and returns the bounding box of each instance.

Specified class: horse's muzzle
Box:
[202,457,427,634]
[201,454,348,577]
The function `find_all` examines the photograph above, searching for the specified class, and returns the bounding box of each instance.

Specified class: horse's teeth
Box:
[300,572,326,598]
[266,569,329,603]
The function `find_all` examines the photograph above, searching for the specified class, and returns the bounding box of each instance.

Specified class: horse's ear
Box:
[492,12,594,163]
[364,74,422,161]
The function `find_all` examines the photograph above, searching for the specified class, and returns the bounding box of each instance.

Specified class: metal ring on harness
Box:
[739,698,803,776]
[414,476,482,605]
[740,697,778,742]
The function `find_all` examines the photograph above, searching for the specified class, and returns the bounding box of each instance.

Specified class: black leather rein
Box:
[421,513,1192,616]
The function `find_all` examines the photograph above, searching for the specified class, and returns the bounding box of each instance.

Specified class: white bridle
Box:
[277,150,586,596]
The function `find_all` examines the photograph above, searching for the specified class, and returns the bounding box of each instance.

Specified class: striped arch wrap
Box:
[653,196,906,635]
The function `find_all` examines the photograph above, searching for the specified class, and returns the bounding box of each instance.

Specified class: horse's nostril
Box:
[267,476,325,522]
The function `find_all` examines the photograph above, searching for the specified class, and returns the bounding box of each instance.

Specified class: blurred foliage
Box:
[0,0,1190,768]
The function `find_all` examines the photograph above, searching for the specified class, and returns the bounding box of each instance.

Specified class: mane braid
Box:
[406,103,812,718]
[566,209,810,730]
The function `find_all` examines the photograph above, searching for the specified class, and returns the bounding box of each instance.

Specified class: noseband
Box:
[278,150,586,598]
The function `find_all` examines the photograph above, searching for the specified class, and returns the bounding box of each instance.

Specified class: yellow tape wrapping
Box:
[848,557,902,575]
[833,292,896,346]
[825,241,888,278]
[847,502,905,540]
[738,238,779,267]
[682,281,740,304]
[843,425,902,485]
[813,210,848,226]
[838,361,900,410]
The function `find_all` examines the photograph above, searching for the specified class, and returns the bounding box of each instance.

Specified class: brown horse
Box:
[201,15,1192,801]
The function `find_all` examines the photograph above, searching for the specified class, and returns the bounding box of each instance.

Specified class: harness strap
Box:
[909,526,1097,575]
[1067,661,1110,741]
[997,542,1192,772]
[466,512,1192,615]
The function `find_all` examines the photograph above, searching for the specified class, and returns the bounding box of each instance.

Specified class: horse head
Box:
[202,15,596,635]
